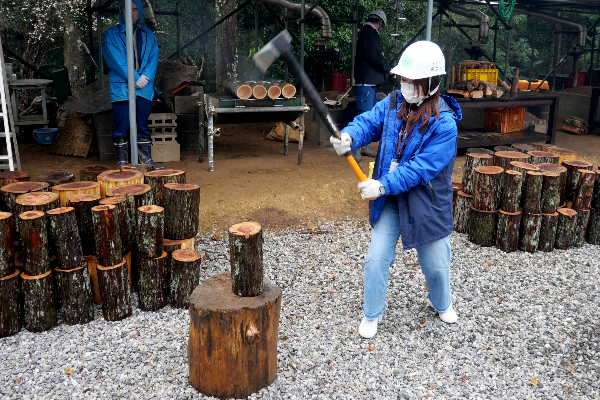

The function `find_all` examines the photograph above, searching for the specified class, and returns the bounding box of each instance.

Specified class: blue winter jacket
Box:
[343,91,462,249]
[103,0,159,103]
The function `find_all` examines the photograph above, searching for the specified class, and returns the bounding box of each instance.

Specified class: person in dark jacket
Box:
[331,41,461,338]
[354,9,394,159]
[103,0,164,169]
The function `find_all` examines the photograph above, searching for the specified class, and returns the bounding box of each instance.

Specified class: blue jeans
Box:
[363,197,453,319]
[112,97,153,140]
[355,85,377,113]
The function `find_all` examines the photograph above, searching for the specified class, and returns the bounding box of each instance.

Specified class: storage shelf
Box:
[457,129,549,148]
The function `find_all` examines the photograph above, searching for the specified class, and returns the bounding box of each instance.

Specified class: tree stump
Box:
[468,207,498,247]
[138,251,168,311]
[91,205,122,267]
[0,181,49,214]
[472,166,504,211]
[163,183,200,239]
[538,212,559,252]
[555,208,578,250]
[533,142,557,151]
[54,265,94,325]
[546,147,577,165]
[164,237,196,293]
[15,192,60,215]
[466,148,494,155]
[572,169,596,211]
[522,171,543,214]
[461,153,493,195]
[47,207,85,271]
[453,191,473,234]
[119,164,155,174]
[97,259,131,321]
[507,161,540,176]
[519,212,542,253]
[538,163,568,206]
[540,172,561,214]
[0,212,15,277]
[0,171,30,187]
[586,208,600,245]
[0,269,20,338]
[229,222,263,296]
[592,171,600,210]
[97,169,144,198]
[144,169,186,207]
[526,151,559,165]
[52,181,101,207]
[188,273,282,399]
[80,165,112,182]
[496,210,522,253]
[452,182,463,211]
[21,270,57,332]
[19,211,50,276]
[500,170,523,213]
[511,143,537,153]
[494,146,514,153]
[572,209,590,248]
[105,184,153,233]
[36,171,75,187]
[84,255,102,304]
[563,160,593,203]
[100,196,131,255]
[494,151,530,171]
[68,194,101,256]
[170,249,201,309]
[136,205,164,259]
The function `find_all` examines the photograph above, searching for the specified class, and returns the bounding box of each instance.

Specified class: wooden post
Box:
[0,212,15,277]
[136,205,164,259]
[100,197,131,255]
[138,251,168,311]
[52,181,101,207]
[526,151,559,165]
[461,153,493,195]
[511,143,537,153]
[21,270,57,332]
[540,172,561,214]
[36,171,75,187]
[105,184,153,233]
[0,269,20,338]
[97,169,144,198]
[538,163,568,206]
[80,165,112,182]
[468,207,498,247]
[68,194,101,256]
[555,208,578,250]
[587,208,600,245]
[0,171,30,187]
[499,170,523,213]
[84,255,102,304]
[170,249,201,309]
[188,273,282,399]
[0,181,49,213]
[47,207,85,271]
[91,205,122,267]
[229,222,263,297]
[494,151,530,171]
[563,160,593,203]
[97,259,131,321]
[144,169,186,207]
[496,210,522,253]
[572,209,590,247]
[572,169,596,211]
[472,166,504,211]
[163,183,200,240]
[522,171,543,214]
[453,191,473,234]
[538,212,559,252]
[54,265,94,325]
[519,212,542,253]
[19,211,50,276]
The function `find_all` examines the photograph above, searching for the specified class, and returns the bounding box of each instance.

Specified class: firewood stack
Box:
[454,145,600,253]
[561,116,589,135]
[447,78,505,99]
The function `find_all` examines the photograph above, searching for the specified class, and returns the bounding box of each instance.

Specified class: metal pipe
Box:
[96,13,104,88]
[438,2,489,44]
[253,0,332,39]
[512,7,586,47]
[350,0,358,86]
[284,7,289,82]
[87,0,95,85]
[176,3,181,58]
[140,0,159,31]
[504,15,512,82]
[444,13,452,90]
[493,18,498,63]
[529,19,536,90]
[299,0,305,166]
[426,0,433,41]
[124,0,138,163]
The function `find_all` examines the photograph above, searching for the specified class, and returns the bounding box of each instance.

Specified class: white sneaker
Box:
[358,315,382,338]
[427,297,458,324]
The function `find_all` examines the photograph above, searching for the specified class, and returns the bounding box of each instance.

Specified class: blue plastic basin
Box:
[33,128,58,145]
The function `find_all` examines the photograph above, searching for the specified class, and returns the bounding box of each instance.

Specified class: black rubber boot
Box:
[113,138,129,167]
[352,147,361,162]
[361,146,377,157]
[137,138,165,170]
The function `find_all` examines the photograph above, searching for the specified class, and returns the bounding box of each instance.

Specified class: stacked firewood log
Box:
[0,167,202,337]
[561,116,589,135]
[448,78,505,99]
[224,78,296,100]
[454,143,600,253]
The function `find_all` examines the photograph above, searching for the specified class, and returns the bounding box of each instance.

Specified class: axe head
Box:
[253,30,293,73]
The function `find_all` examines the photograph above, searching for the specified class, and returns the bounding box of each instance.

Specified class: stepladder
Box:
[0,35,21,171]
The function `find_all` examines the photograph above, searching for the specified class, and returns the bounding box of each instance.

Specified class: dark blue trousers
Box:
[112,98,152,140]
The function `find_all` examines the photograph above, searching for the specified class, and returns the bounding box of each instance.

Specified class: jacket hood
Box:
[437,95,462,122]
[118,0,143,27]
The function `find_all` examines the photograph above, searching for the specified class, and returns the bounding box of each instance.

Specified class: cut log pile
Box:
[0,165,202,337]
[225,78,296,100]
[561,116,589,135]
[454,146,599,253]
[448,78,505,99]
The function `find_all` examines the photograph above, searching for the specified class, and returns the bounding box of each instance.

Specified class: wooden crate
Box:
[484,107,526,133]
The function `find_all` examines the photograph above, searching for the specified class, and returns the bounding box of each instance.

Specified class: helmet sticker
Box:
[400,56,414,69]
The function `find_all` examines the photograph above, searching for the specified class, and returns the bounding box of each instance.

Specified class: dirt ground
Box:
[13,105,600,237]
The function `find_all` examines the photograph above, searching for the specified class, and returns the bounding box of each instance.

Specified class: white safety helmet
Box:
[391,40,446,80]
[368,9,387,30]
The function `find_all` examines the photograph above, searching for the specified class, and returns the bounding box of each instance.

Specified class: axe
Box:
[253,30,368,183]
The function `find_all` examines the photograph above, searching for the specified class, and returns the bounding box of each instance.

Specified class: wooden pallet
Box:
[49,118,93,158]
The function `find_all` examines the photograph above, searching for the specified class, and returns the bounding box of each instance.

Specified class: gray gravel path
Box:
[1,219,599,399]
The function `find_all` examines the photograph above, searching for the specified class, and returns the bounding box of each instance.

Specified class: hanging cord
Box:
[499,0,516,20]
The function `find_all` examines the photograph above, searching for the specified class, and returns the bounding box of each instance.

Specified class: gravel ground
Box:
[1,219,599,400]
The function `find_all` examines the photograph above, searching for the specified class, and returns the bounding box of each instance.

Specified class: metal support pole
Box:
[124,0,138,163]
[437,11,443,43]
[255,3,259,56]
[284,7,289,82]
[426,0,433,41]
[87,0,95,85]
[503,15,513,82]
[176,3,181,58]
[299,0,305,166]
[529,19,537,90]
[96,13,104,87]
[444,15,452,90]
[493,19,498,63]
[351,7,357,86]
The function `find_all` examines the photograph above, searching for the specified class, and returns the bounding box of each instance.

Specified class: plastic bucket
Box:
[33,128,58,145]
[368,162,374,179]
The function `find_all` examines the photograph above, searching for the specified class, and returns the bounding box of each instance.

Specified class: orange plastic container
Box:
[484,107,526,133]
[518,79,549,91]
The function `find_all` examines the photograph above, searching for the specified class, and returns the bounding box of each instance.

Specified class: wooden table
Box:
[8,79,53,135]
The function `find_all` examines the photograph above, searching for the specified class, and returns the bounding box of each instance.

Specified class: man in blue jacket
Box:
[103,0,164,169]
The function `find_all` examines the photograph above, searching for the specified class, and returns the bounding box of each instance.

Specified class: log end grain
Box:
[99,197,127,206]
[16,192,59,206]
[562,159,592,169]
[98,170,144,183]
[1,182,49,194]
[68,194,102,204]
[18,210,45,220]
[557,207,578,218]
[106,184,151,197]
[466,148,494,156]
[474,166,504,175]
[145,169,186,178]
[229,221,262,238]
[164,183,200,191]
[52,181,100,192]
[138,205,164,214]
[509,161,540,171]
[173,249,201,262]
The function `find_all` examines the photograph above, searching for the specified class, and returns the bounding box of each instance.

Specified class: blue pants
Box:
[355,85,377,113]
[112,98,152,140]
[363,197,453,319]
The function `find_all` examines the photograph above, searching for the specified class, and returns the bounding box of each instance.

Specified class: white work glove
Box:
[135,75,150,89]
[329,132,352,156]
[357,179,385,200]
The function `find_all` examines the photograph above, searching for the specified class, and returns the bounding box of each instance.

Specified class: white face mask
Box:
[400,82,425,104]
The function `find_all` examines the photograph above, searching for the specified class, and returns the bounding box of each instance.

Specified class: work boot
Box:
[137,138,166,170]
[113,138,129,167]
[361,146,377,157]
[352,147,361,162]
